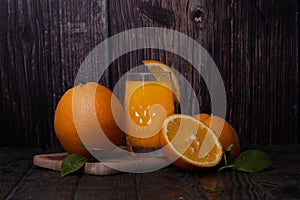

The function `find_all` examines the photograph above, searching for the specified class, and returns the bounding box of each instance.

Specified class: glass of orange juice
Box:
[124,72,175,153]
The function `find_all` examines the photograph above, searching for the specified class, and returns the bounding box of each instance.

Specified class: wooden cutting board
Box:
[33,149,167,175]
[33,152,120,175]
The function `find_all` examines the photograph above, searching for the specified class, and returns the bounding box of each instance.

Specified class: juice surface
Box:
[125,81,174,148]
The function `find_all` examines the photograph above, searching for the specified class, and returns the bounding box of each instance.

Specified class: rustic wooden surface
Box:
[1,145,299,199]
[0,147,41,199]
[108,0,299,145]
[0,0,109,148]
[0,0,299,148]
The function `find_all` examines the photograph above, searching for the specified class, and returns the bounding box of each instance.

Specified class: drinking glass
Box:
[124,72,174,153]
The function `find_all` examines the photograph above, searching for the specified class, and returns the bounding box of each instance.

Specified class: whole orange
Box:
[193,113,240,160]
[54,82,124,157]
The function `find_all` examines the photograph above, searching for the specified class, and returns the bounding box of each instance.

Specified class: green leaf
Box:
[218,164,235,172]
[223,144,234,166]
[60,154,88,177]
[232,150,271,172]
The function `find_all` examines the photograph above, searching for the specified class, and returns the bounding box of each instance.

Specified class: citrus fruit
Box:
[160,114,223,171]
[143,60,181,102]
[193,113,240,160]
[54,82,124,157]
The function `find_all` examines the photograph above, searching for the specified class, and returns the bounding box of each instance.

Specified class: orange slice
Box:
[143,60,181,102]
[160,114,223,171]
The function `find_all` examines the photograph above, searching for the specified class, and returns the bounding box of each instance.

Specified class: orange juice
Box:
[125,80,174,149]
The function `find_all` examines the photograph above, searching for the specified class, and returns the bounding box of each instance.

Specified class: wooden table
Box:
[1,145,299,199]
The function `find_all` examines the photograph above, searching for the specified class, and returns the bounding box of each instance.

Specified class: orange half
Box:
[160,114,223,171]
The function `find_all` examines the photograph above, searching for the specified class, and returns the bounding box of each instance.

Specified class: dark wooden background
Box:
[0,0,298,149]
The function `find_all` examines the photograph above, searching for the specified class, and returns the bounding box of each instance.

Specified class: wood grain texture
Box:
[199,170,275,199]
[5,167,79,200]
[108,0,299,145]
[135,166,207,199]
[75,174,137,199]
[0,0,299,148]
[0,148,41,199]
[198,145,300,200]
[249,145,300,199]
[0,0,108,148]
[3,145,300,199]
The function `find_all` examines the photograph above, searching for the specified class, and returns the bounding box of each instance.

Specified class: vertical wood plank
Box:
[108,0,203,114]
[0,0,109,148]
[109,0,298,145]
[228,0,299,144]
[0,0,298,147]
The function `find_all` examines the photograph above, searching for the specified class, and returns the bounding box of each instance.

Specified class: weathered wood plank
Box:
[249,145,300,199]
[108,0,198,115]
[0,148,41,199]
[199,170,275,200]
[0,0,109,148]
[2,145,300,199]
[0,0,299,148]
[135,166,207,199]
[222,0,299,145]
[198,145,300,199]
[6,167,79,200]
[74,174,136,199]
[108,0,299,146]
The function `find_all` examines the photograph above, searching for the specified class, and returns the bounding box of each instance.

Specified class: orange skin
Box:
[193,114,240,160]
[54,82,124,157]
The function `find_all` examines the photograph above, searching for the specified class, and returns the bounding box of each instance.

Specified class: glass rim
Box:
[126,71,171,76]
